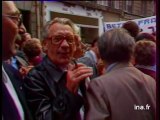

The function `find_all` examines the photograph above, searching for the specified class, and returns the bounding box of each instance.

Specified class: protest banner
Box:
[104,16,156,34]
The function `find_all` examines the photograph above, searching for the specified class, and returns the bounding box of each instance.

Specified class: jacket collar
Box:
[106,62,133,73]
[42,56,66,83]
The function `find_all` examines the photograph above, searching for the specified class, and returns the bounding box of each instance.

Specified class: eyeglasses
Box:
[3,14,22,27]
[49,34,75,45]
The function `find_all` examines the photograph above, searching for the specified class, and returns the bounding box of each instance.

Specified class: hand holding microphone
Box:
[66,60,93,93]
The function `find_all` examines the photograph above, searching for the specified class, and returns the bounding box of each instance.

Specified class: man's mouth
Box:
[59,52,70,56]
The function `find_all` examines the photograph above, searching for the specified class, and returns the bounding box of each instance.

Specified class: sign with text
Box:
[104,16,156,34]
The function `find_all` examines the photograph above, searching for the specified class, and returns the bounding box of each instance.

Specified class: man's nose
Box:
[60,39,70,47]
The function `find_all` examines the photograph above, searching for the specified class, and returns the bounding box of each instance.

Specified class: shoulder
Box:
[28,62,46,77]
[3,62,22,79]
[24,61,48,84]
[78,56,91,62]
[78,56,95,66]
[89,75,106,90]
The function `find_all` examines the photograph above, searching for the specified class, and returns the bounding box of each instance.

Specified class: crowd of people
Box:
[2,1,156,120]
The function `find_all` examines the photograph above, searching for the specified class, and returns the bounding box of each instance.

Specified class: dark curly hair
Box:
[134,40,156,66]
[22,38,42,59]
[122,21,140,39]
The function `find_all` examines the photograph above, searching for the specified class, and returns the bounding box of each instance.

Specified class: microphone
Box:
[85,77,91,89]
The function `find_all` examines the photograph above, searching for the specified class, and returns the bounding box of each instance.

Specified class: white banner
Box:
[104,16,156,34]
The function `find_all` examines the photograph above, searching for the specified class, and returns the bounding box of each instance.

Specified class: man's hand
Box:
[66,63,93,93]
[19,65,34,77]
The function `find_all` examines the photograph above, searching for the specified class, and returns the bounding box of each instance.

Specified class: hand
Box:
[19,65,34,77]
[66,63,93,93]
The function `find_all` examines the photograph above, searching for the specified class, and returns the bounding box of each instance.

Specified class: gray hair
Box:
[42,17,76,40]
[2,1,19,14]
[98,28,135,63]
[74,24,80,35]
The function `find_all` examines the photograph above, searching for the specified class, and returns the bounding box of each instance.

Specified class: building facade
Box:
[14,1,155,43]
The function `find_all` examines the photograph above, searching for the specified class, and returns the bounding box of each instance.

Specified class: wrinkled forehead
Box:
[53,31,74,36]
[49,23,74,36]
[3,1,20,15]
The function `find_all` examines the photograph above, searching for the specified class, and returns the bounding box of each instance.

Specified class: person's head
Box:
[135,32,156,42]
[73,24,87,58]
[15,23,31,50]
[42,17,77,67]
[73,34,85,59]
[91,37,100,59]
[22,38,42,61]
[98,28,135,65]
[134,40,156,66]
[91,37,98,48]
[2,1,22,60]
[15,32,31,50]
[122,21,140,39]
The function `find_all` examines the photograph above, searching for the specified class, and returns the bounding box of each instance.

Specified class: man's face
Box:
[45,23,75,67]
[2,1,21,60]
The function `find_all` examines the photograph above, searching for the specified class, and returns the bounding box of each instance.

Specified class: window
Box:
[114,1,120,9]
[96,1,119,9]
[97,1,108,6]
[141,1,147,15]
[108,1,114,7]
[124,1,132,13]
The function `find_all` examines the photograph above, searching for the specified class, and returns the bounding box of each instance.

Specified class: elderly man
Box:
[2,1,33,120]
[86,28,156,120]
[24,17,93,120]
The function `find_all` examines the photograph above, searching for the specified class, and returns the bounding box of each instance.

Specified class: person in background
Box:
[86,28,155,120]
[2,1,33,120]
[19,38,43,77]
[84,37,100,65]
[135,32,156,43]
[24,17,93,120]
[15,23,32,50]
[79,37,101,78]
[22,38,43,66]
[134,40,156,80]
[72,25,99,79]
[73,25,87,59]
[122,20,140,39]
[135,32,156,72]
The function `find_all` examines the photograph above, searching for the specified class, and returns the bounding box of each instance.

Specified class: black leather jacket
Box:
[24,56,83,120]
